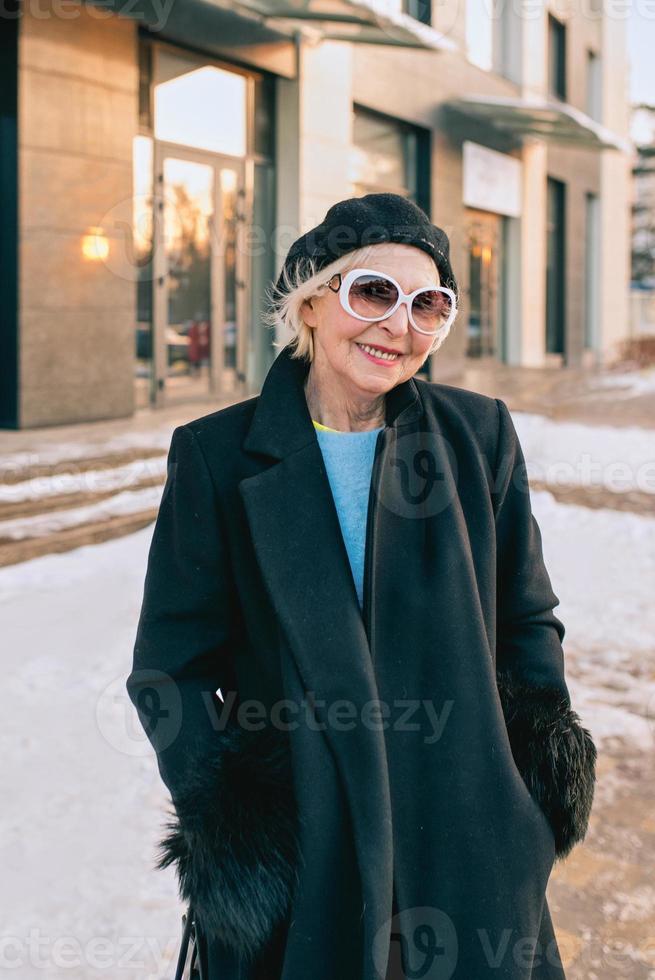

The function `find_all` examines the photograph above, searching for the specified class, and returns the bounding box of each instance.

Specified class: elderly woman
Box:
[127,193,596,980]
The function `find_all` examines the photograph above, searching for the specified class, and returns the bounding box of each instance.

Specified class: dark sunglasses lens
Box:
[348,275,398,318]
[412,289,452,330]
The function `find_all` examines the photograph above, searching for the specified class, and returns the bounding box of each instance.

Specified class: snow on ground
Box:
[1,467,654,977]
[1,530,182,979]
[0,456,167,505]
[532,489,655,753]
[0,428,174,478]
[512,413,655,494]
[0,486,165,540]
[1,414,653,503]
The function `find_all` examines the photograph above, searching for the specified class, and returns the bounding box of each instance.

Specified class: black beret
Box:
[274,192,457,301]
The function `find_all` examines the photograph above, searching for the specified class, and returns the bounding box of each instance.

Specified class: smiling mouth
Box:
[355,342,402,362]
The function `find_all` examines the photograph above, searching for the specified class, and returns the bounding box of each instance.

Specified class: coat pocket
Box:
[157,719,301,963]
[496,669,597,862]
[507,751,557,859]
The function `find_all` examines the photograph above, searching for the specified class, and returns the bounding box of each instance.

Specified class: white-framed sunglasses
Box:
[325,267,457,336]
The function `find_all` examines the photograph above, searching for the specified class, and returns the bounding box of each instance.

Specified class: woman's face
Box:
[300,243,440,399]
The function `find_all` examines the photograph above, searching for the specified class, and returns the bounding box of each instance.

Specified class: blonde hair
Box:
[262,243,457,363]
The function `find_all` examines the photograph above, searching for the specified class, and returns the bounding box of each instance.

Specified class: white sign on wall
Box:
[462,141,522,218]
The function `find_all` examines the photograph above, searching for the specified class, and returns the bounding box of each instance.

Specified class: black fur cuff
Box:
[496,671,597,861]
[156,720,300,961]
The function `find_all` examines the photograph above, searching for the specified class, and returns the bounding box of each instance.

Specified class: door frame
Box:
[152,140,249,408]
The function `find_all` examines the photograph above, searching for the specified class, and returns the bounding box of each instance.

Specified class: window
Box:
[350,106,430,214]
[466,228,498,358]
[254,73,276,159]
[402,0,431,25]
[492,0,522,83]
[584,193,600,350]
[548,14,567,101]
[465,0,521,81]
[153,49,247,157]
[586,50,602,121]
[467,0,493,71]
[546,178,566,356]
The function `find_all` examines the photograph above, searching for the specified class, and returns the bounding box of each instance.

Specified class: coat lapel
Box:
[238,343,424,978]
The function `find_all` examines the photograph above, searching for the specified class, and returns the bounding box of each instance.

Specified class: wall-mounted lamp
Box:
[82,226,109,261]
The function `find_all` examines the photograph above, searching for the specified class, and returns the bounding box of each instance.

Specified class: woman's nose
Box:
[381,302,411,335]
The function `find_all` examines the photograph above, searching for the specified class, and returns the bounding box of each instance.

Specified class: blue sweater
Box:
[312,420,385,608]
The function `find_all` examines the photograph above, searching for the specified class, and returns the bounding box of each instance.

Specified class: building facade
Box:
[0,0,631,428]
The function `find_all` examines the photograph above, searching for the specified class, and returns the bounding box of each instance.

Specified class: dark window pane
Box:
[548,15,566,100]
[402,0,431,26]
[546,177,566,355]
[254,73,276,159]
[351,106,430,213]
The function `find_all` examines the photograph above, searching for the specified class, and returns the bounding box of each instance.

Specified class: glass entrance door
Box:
[217,163,248,394]
[152,143,247,406]
[465,211,500,358]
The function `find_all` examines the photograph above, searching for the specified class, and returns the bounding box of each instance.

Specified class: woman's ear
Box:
[300,297,318,327]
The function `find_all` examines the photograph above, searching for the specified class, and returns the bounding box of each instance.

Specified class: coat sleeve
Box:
[126,422,237,803]
[126,423,299,956]
[492,397,597,861]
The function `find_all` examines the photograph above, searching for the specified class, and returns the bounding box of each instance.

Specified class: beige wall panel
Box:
[19,4,137,427]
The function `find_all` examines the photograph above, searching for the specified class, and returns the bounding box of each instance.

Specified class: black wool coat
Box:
[127,341,597,980]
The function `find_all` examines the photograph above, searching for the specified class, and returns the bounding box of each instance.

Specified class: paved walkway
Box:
[549,734,655,978]
[0,396,234,459]
[453,358,655,428]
